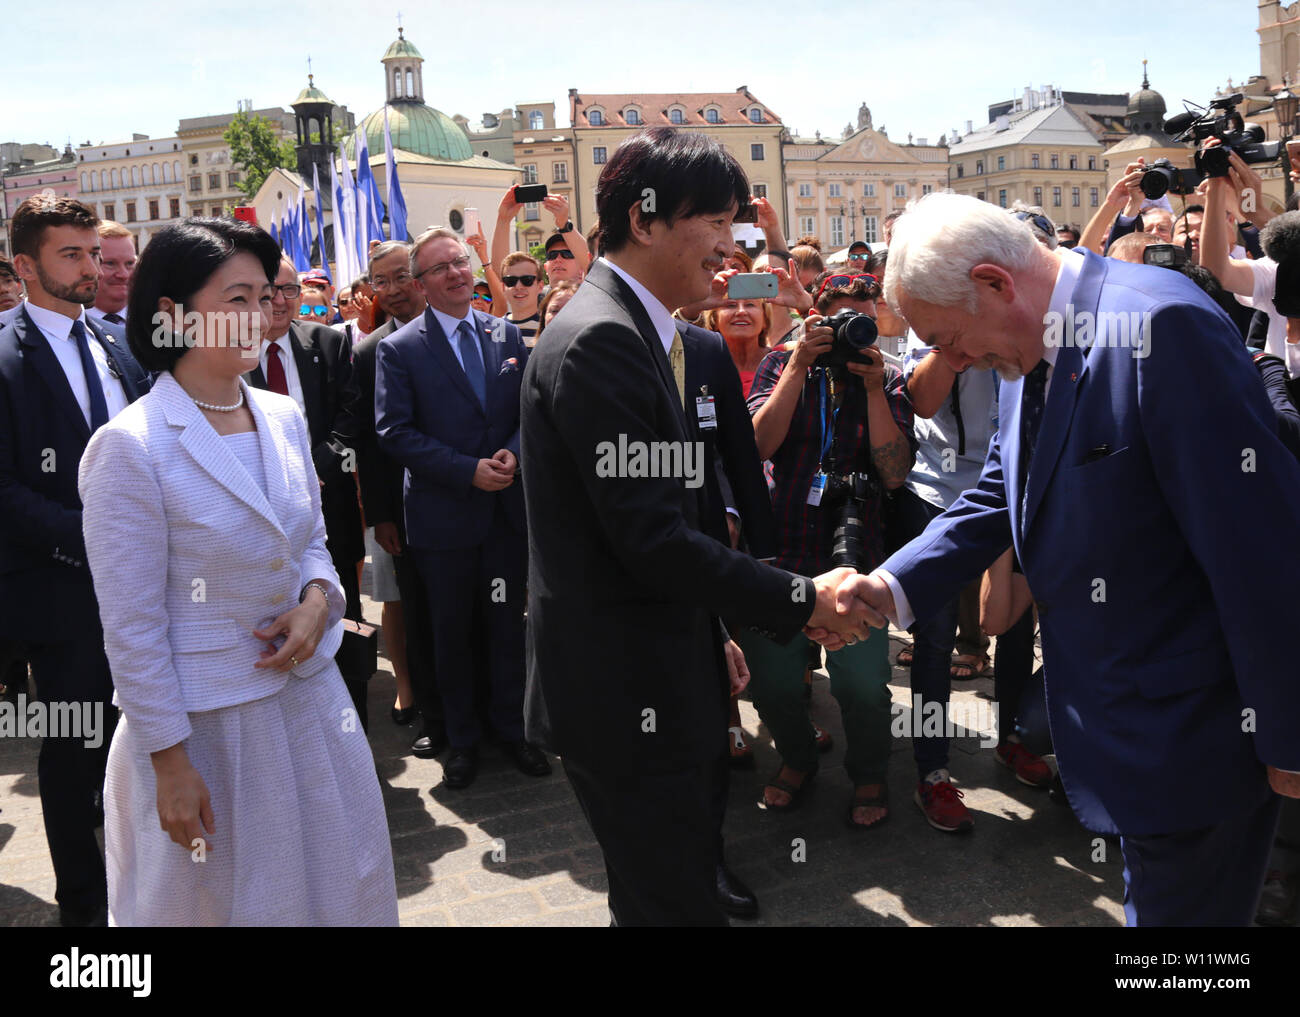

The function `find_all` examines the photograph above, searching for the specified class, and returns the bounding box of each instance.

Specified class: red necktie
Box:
[266,342,289,396]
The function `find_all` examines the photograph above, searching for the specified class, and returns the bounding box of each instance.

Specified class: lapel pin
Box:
[1071,372,1077,382]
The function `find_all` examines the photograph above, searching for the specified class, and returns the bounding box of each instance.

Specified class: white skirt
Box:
[104,663,398,926]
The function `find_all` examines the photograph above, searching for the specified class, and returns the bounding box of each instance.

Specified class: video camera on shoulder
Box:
[1164,92,1282,179]
[814,311,879,371]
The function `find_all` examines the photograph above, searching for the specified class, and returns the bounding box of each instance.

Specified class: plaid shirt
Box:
[748,348,916,577]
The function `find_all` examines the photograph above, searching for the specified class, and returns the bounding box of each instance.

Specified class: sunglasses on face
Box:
[472,292,492,303]
[847,251,869,261]
[544,249,576,261]
[1014,210,1054,237]
[299,304,329,316]
[814,273,878,302]
[337,296,351,306]
[503,274,538,287]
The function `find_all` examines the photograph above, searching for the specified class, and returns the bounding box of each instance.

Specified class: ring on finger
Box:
[290,655,299,666]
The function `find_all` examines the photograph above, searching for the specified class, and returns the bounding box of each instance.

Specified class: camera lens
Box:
[1139,166,1171,200]
[839,314,879,351]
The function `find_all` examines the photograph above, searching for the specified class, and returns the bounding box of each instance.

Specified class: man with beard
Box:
[0,196,150,925]
[352,241,445,757]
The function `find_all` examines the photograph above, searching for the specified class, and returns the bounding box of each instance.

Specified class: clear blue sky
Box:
[3,1,1265,150]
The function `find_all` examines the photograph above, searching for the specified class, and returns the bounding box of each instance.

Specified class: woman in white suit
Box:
[77,219,397,925]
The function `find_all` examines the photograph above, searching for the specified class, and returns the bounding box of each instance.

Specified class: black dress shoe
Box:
[505,740,551,777]
[391,705,417,726]
[60,902,108,928]
[411,725,448,759]
[442,747,479,789]
[716,865,759,920]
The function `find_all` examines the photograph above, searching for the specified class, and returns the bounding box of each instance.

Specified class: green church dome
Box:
[353,102,473,162]
[382,33,422,61]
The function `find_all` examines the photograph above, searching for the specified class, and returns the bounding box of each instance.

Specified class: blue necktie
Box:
[456,320,486,407]
[1018,359,1050,524]
[70,320,110,431]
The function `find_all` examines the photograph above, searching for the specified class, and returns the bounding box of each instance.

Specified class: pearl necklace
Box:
[192,390,245,413]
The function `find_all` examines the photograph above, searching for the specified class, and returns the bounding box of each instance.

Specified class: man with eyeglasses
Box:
[248,255,367,725]
[375,228,545,790]
[499,251,544,346]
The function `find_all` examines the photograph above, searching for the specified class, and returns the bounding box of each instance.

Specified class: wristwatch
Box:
[556,220,574,234]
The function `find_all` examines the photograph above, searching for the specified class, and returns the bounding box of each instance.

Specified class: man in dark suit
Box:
[352,240,444,757]
[835,192,1300,925]
[247,256,367,725]
[0,196,150,926]
[520,127,876,926]
[375,228,546,789]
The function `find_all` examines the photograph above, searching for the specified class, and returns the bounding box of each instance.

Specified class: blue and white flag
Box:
[355,126,386,247]
[331,147,360,285]
[311,163,332,285]
[384,106,408,243]
[337,139,364,277]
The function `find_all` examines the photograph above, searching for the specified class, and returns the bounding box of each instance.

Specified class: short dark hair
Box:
[11,195,98,260]
[814,271,881,314]
[1056,224,1081,242]
[126,217,281,373]
[865,249,887,279]
[1174,204,1205,229]
[596,127,749,253]
[1261,210,1300,265]
[0,258,18,283]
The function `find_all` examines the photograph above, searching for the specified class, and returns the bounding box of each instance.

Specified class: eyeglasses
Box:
[1014,211,1054,237]
[544,249,576,261]
[337,296,351,307]
[503,274,538,287]
[414,255,471,280]
[814,273,877,302]
[371,272,412,291]
[271,283,302,299]
[299,304,329,316]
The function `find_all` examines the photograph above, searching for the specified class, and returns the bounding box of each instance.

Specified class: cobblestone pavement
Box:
[0,586,1125,927]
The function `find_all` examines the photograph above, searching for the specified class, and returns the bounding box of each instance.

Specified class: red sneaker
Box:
[996,740,1053,788]
[914,770,974,833]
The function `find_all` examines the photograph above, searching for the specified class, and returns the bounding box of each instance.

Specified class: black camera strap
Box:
[949,374,966,457]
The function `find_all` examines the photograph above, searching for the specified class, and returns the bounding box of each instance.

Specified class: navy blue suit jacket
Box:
[374,306,526,550]
[881,250,1300,836]
[0,305,151,642]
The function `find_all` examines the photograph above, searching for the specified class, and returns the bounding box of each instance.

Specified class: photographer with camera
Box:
[736,273,916,828]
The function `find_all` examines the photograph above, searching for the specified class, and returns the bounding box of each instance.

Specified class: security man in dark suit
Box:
[246,256,366,725]
[0,196,151,926]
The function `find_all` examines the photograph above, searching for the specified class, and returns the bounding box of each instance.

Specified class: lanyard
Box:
[817,370,836,470]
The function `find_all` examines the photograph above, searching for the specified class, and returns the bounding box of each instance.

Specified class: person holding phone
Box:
[491,185,590,287]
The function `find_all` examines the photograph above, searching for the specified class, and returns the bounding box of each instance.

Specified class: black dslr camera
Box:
[1139,158,1202,200]
[1142,243,1189,268]
[1164,92,1282,178]
[823,470,876,569]
[814,311,879,371]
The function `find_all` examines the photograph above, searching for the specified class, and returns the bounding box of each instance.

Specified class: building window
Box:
[863,215,878,243]
[748,108,762,123]
[529,111,543,130]
[829,216,844,246]
[828,183,841,198]
[750,143,764,161]
[799,215,815,236]
[625,109,641,125]
[211,206,223,217]
[1033,186,1042,205]
[169,197,180,218]
[190,204,203,216]
[189,175,201,193]
[111,168,120,188]
[997,155,1005,171]
[393,69,402,97]
[149,199,160,220]
[1072,187,1080,207]
[921,183,933,195]
[173,160,180,180]
[752,183,767,199]
[975,160,984,175]
[1088,156,1096,171]
[522,164,538,184]
[525,202,539,221]
[863,182,875,197]
[208,173,220,190]
[977,191,986,201]
[227,171,240,187]
[1069,155,1078,170]
[705,108,720,124]
[103,203,115,221]
[592,146,607,164]
[1050,154,1059,169]
[798,183,812,198]
[1090,187,1099,207]
[998,189,1008,208]
[1052,186,1062,206]
[1031,153,1040,169]
[131,166,140,186]
[894,183,906,198]
[189,153,199,166]
[670,109,684,124]
[956,165,964,178]
[125,201,137,222]
[553,162,568,183]
[589,110,603,126]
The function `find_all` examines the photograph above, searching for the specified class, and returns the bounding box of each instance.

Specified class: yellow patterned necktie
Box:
[668,332,686,409]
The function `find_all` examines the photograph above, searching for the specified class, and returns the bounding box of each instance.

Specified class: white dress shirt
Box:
[25,301,129,426]
[86,304,127,327]
[427,305,487,377]
[259,334,306,415]
[601,256,677,355]
[879,247,1082,630]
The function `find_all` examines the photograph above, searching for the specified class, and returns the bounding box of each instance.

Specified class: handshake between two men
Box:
[803,567,896,651]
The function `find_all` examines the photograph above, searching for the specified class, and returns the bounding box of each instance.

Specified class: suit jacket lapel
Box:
[476,309,503,394]
[419,307,482,413]
[679,322,704,442]
[288,323,324,431]
[157,373,284,535]
[14,307,91,441]
[84,317,143,402]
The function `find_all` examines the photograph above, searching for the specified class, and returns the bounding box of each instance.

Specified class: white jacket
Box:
[78,371,345,754]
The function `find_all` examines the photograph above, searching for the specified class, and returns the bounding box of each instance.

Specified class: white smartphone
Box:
[464,207,480,239]
[727,273,779,299]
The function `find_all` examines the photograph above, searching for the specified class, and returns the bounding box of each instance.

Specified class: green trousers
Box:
[733,624,893,785]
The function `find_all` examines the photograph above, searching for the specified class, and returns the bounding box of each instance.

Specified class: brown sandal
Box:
[846,786,890,830]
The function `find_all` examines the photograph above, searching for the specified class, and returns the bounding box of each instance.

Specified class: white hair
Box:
[885,192,1039,314]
